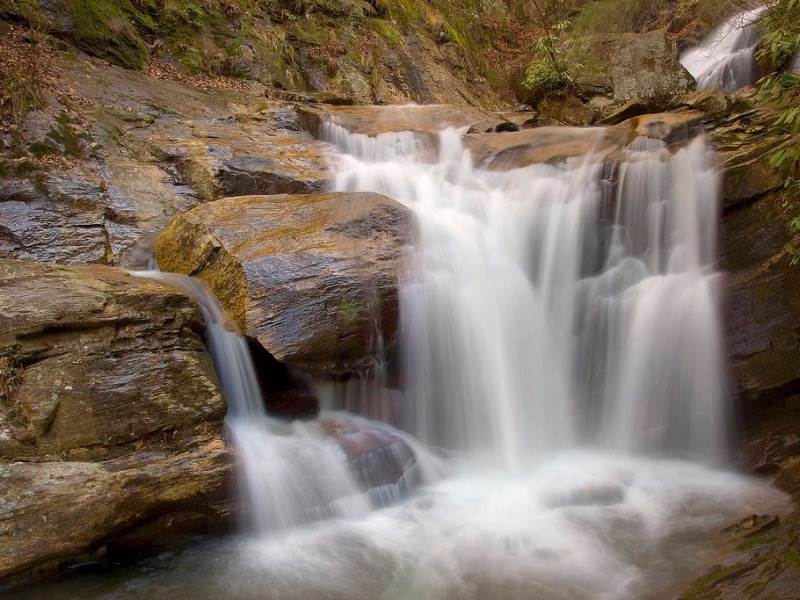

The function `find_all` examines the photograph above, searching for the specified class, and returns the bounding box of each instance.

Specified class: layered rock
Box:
[1,52,332,269]
[467,111,704,169]
[155,192,411,374]
[0,259,233,580]
[703,100,800,418]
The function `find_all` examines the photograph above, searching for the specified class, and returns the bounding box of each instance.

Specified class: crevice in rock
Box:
[244,336,320,419]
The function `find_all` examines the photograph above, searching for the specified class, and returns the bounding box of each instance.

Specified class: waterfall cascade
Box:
[680,6,767,91]
[329,123,729,466]
[16,117,789,600]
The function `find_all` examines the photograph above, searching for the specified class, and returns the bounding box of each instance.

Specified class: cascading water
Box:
[329,123,729,465]
[10,117,790,600]
[130,271,374,532]
[680,6,767,91]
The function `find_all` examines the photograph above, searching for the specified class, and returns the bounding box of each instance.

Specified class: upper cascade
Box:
[680,6,767,91]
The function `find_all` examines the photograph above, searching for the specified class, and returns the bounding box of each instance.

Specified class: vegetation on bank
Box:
[757,0,800,263]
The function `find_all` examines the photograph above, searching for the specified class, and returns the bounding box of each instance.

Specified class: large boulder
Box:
[155,192,411,374]
[0,259,233,580]
[565,31,695,112]
[612,31,696,104]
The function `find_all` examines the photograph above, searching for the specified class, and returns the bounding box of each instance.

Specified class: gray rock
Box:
[612,31,696,105]
[220,156,326,196]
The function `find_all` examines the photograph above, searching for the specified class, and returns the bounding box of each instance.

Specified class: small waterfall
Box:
[131,271,373,533]
[680,6,767,91]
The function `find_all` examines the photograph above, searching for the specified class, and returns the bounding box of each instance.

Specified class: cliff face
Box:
[0,0,515,108]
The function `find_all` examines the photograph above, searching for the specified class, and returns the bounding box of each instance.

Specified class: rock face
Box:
[612,31,696,104]
[705,101,800,417]
[467,111,704,169]
[155,192,411,374]
[1,52,333,269]
[0,259,233,580]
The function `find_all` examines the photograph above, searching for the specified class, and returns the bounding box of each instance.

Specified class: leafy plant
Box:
[522,18,574,99]
[756,0,800,263]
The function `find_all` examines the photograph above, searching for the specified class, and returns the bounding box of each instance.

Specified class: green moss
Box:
[69,0,151,69]
[573,0,641,34]
[736,535,777,551]
[0,0,45,23]
[681,558,768,599]
[443,23,465,48]
[28,140,58,157]
[369,17,400,45]
[784,548,800,569]
[337,298,360,327]
[743,581,765,596]
[28,115,85,158]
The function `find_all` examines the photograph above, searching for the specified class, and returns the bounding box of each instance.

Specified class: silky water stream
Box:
[10,122,789,600]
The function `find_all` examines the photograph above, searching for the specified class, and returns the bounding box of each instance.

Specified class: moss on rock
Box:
[68,0,151,69]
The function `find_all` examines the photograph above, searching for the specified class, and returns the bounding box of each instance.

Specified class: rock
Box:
[677,85,732,113]
[467,111,703,169]
[155,192,411,374]
[709,109,786,210]
[319,415,418,507]
[720,190,800,413]
[296,103,499,139]
[468,126,612,169]
[0,259,233,580]
[596,97,650,125]
[219,156,325,197]
[536,95,597,126]
[0,169,111,265]
[566,32,695,111]
[612,31,696,105]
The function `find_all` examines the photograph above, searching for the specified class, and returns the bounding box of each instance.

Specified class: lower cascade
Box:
[13,122,789,600]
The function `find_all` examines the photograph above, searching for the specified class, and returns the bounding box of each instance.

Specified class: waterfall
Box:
[131,271,373,533]
[680,6,767,91]
[328,123,729,466]
[33,117,786,600]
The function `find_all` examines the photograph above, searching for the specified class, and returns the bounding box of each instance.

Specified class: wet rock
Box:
[467,111,703,169]
[596,97,650,125]
[155,192,411,374]
[219,156,325,197]
[0,169,111,265]
[297,103,499,139]
[319,415,418,507]
[0,259,233,580]
[720,190,800,411]
[677,85,733,114]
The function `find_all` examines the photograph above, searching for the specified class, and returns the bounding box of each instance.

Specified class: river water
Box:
[8,117,789,600]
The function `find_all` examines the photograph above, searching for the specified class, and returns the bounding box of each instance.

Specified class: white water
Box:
[129,271,377,532]
[681,6,767,91]
[13,121,790,600]
[329,124,730,466]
